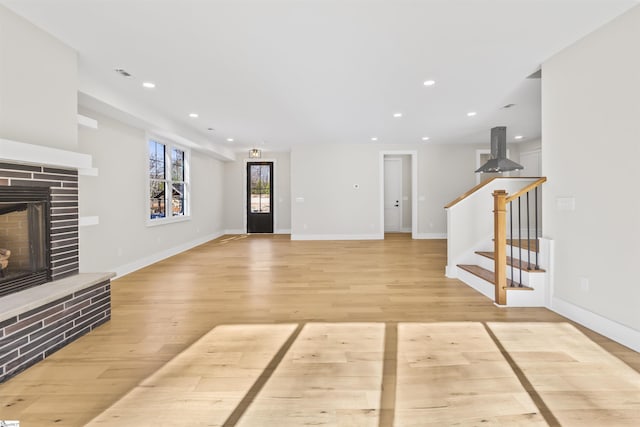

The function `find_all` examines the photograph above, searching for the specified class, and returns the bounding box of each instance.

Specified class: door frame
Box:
[379,151,418,239]
[243,158,277,233]
[383,157,403,232]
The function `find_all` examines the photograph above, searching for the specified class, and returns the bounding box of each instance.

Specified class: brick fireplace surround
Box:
[0,160,113,383]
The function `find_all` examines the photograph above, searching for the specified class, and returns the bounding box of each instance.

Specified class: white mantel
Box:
[0,137,93,171]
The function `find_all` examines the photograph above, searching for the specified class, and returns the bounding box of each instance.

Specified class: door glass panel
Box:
[250,165,271,213]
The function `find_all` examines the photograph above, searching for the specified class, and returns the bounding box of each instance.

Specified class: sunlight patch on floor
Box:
[238,323,384,426]
[86,324,297,426]
[85,322,640,426]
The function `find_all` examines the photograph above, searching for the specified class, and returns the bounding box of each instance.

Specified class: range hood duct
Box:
[475,126,523,173]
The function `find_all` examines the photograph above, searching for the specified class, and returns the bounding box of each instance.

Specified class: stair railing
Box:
[492,177,546,305]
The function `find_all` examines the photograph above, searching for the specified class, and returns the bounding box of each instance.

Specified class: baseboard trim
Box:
[114,231,224,279]
[291,233,383,241]
[224,229,245,235]
[224,229,291,235]
[551,296,640,352]
[415,233,447,239]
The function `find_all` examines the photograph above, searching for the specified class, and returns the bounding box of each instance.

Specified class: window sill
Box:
[146,215,191,227]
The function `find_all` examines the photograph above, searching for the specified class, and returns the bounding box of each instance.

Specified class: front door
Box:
[384,157,402,232]
[247,162,274,233]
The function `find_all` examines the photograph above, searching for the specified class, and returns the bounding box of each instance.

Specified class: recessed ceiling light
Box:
[467,111,477,117]
[189,113,199,118]
[371,137,378,141]
[393,113,403,118]
[142,82,155,89]
[422,136,430,141]
[514,135,524,140]
[227,138,234,142]
[423,80,436,86]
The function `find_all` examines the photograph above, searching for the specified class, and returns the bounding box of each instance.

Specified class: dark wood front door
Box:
[247,162,273,233]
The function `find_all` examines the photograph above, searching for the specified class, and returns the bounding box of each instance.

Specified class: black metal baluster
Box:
[527,191,531,271]
[535,187,539,269]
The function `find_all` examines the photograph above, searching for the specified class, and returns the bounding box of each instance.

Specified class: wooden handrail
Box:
[493,176,547,305]
[445,177,544,209]
[505,177,547,203]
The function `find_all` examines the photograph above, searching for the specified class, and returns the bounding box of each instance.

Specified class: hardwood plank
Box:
[394,322,546,426]
[86,324,297,426]
[488,322,640,426]
[0,235,638,426]
[236,323,384,426]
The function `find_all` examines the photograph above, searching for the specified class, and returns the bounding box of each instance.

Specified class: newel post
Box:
[493,190,508,305]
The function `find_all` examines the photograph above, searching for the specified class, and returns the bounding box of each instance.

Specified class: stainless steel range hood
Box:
[475,126,523,173]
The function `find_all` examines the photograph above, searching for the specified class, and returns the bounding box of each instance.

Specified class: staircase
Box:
[456,238,547,307]
[445,177,551,307]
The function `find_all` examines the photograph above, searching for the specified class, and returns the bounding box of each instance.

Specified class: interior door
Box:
[384,158,402,232]
[247,162,274,233]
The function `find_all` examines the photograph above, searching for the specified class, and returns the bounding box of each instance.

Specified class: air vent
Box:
[527,69,542,79]
[114,68,132,77]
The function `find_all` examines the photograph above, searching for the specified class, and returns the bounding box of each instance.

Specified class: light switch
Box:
[556,197,575,211]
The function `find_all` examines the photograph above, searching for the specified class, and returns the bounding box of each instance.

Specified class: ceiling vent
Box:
[114,68,132,77]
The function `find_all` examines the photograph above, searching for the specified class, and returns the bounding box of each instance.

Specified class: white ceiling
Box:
[1,0,637,153]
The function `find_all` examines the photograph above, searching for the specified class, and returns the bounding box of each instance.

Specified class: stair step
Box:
[457,264,533,290]
[492,238,539,252]
[476,251,545,272]
[507,238,539,252]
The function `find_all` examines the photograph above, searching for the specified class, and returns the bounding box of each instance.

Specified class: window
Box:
[148,138,189,222]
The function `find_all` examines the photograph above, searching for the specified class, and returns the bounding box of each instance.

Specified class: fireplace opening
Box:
[0,186,51,297]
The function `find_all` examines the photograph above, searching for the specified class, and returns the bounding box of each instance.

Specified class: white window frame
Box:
[146,134,191,226]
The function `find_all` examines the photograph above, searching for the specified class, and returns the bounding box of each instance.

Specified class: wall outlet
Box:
[579,277,589,292]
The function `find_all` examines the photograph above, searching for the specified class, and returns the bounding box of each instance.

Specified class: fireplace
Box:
[0,162,81,298]
[0,186,51,297]
[0,150,112,385]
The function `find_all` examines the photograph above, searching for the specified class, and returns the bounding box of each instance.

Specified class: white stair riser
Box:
[456,267,495,300]
[475,255,544,288]
[456,265,546,307]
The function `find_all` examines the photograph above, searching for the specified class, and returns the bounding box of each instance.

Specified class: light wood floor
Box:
[1,234,639,426]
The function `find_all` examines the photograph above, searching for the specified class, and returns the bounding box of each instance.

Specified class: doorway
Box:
[381,152,416,238]
[384,157,403,232]
[246,162,274,233]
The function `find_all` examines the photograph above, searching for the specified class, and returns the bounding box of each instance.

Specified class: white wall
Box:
[78,109,225,275]
[291,144,381,239]
[0,5,78,150]
[290,142,492,239]
[542,6,640,339]
[223,151,291,233]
